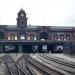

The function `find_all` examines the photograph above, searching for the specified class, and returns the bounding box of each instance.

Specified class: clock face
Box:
[21,13,24,17]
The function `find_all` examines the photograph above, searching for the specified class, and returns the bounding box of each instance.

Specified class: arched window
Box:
[40,32,48,40]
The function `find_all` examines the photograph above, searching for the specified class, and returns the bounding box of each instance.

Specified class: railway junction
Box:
[0,53,75,75]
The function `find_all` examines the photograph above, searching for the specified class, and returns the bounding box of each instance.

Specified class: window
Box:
[8,34,17,40]
[15,35,17,40]
[27,36,30,40]
[66,35,70,40]
[34,36,37,40]
[10,34,15,40]
[20,35,25,40]
[58,38,60,41]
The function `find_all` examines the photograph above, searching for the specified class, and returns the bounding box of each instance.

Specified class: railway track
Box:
[28,54,73,75]
[38,53,75,75]
[26,56,50,75]
[0,54,8,64]
[4,54,26,75]
[17,54,51,75]
[1,53,75,75]
[40,53,75,68]
[17,54,36,75]
[0,54,40,75]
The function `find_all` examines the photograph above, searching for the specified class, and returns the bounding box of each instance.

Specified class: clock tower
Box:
[17,8,27,28]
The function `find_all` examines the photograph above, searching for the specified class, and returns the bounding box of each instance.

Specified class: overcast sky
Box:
[0,0,75,26]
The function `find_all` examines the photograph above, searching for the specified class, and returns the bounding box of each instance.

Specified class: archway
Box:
[40,32,48,40]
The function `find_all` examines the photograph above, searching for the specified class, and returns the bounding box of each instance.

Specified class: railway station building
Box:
[0,9,75,53]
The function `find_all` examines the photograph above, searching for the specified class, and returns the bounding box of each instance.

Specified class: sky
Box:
[0,0,75,26]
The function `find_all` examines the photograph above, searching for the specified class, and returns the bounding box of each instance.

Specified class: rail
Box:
[39,53,75,75]
[27,54,71,75]
[4,55,26,75]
